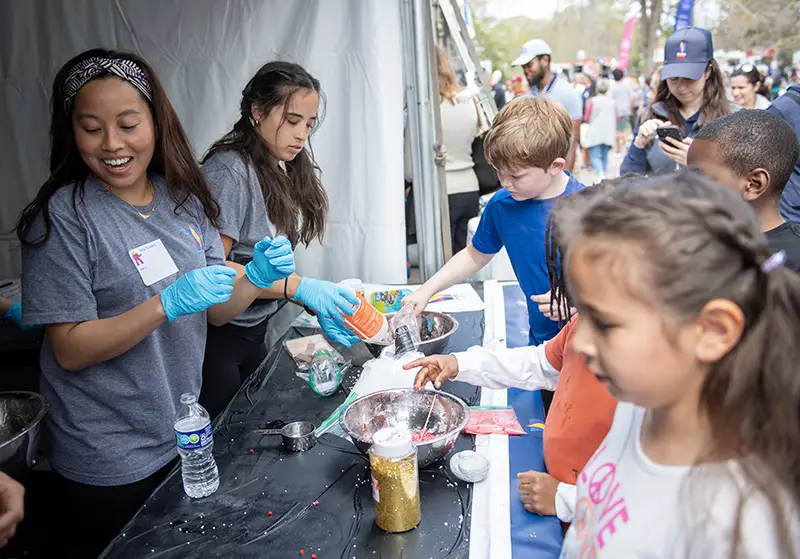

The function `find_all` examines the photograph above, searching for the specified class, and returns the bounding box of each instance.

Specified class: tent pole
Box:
[428,2,453,264]
[401,0,446,281]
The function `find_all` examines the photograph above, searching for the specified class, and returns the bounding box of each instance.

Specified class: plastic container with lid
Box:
[339,278,366,299]
[338,280,390,344]
[368,426,421,532]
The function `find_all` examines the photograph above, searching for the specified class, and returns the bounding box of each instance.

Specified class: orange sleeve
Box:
[544,316,576,371]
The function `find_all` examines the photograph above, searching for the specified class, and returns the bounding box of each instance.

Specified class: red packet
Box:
[463,406,526,435]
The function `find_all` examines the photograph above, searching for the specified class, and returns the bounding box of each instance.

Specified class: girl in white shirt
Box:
[553,172,800,558]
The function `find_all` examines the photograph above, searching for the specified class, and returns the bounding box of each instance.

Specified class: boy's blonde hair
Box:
[484,96,573,171]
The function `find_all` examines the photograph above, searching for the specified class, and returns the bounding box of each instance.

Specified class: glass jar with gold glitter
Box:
[368,426,421,532]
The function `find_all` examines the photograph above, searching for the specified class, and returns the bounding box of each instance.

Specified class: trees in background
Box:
[637,0,663,75]
[714,0,800,69]
[470,0,660,77]
[470,0,799,80]
[471,0,627,76]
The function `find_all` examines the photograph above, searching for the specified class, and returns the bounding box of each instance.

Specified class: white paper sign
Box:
[363,283,486,313]
[129,239,179,286]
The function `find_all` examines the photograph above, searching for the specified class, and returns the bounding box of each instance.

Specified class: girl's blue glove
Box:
[245,236,295,288]
[292,278,358,323]
[160,265,237,322]
[2,301,41,331]
[318,314,362,348]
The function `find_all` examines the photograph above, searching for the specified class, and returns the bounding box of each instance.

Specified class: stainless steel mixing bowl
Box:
[365,311,459,358]
[339,388,469,468]
[0,392,48,480]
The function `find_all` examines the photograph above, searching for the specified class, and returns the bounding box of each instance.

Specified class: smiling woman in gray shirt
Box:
[15,49,293,557]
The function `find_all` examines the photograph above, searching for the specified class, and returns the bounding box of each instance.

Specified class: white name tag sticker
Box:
[129,239,179,286]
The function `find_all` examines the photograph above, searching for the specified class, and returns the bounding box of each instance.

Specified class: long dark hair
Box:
[731,66,770,99]
[552,171,800,558]
[16,49,219,246]
[648,59,730,129]
[202,61,328,247]
[545,174,648,324]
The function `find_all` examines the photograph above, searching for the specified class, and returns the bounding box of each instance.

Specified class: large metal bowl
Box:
[0,392,47,481]
[339,388,469,468]
[365,311,459,358]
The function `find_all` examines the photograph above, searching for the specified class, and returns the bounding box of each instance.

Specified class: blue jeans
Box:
[588,144,611,176]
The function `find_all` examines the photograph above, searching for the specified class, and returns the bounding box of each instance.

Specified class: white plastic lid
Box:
[371,426,414,459]
[339,278,364,292]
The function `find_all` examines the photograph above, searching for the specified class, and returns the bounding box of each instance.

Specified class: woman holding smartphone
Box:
[16,49,294,557]
[200,61,360,418]
[621,27,734,176]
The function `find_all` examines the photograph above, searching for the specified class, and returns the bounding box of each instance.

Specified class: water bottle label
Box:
[175,423,213,450]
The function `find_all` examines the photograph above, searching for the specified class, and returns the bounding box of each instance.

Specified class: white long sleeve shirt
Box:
[455,344,577,522]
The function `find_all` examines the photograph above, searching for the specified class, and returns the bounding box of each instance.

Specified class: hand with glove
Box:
[160,265,237,322]
[293,278,360,343]
[318,314,362,348]
[245,236,296,288]
[0,299,41,331]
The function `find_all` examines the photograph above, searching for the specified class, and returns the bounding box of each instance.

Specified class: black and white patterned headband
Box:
[63,57,152,110]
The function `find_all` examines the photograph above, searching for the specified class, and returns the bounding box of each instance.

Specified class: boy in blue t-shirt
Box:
[404,96,585,345]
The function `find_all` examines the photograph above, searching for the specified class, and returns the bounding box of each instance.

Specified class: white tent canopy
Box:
[0,0,409,284]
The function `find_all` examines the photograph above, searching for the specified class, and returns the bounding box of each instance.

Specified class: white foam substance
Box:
[350,353,432,397]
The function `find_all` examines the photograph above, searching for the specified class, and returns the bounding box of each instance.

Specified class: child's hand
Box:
[403,354,459,389]
[517,470,558,516]
[530,291,576,322]
[401,290,431,316]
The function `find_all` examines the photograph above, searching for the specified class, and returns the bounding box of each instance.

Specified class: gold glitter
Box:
[369,451,421,532]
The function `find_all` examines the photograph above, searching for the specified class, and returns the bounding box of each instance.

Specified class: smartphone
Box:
[656,125,684,143]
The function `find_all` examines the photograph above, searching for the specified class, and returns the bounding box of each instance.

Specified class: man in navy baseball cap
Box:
[662,27,713,81]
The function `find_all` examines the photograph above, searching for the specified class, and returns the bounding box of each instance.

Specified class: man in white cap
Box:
[512,39,582,172]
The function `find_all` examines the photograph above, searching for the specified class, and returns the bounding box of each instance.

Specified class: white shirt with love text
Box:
[559,402,798,559]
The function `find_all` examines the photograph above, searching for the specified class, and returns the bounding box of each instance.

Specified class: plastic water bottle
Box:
[174,393,219,498]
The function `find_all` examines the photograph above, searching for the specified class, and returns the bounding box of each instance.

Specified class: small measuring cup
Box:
[254,421,317,452]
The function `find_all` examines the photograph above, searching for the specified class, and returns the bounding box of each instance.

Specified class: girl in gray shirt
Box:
[16,48,293,557]
[200,62,360,417]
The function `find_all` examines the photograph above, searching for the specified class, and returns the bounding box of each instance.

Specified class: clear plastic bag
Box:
[285,334,345,371]
[462,406,526,436]
[389,305,421,347]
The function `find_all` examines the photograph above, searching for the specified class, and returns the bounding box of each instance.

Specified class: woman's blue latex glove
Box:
[245,236,295,288]
[318,314,362,348]
[292,278,358,323]
[2,300,41,331]
[160,265,237,322]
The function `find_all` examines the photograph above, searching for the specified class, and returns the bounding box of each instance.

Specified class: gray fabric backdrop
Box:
[0,0,406,284]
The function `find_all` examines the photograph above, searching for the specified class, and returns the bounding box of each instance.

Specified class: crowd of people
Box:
[489,29,800,184]
[1,22,800,559]
[402,24,800,557]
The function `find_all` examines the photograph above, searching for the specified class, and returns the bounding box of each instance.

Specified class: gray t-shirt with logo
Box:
[22,176,225,486]
[203,150,279,328]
